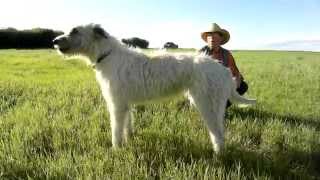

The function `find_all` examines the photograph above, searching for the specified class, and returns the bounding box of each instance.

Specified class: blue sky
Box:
[1,0,320,50]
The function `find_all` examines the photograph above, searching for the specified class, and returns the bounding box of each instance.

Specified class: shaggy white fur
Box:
[53,24,256,153]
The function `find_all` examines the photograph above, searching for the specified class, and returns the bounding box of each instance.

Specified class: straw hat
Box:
[201,23,230,45]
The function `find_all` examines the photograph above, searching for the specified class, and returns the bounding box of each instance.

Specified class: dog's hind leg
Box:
[208,102,226,153]
[188,90,226,154]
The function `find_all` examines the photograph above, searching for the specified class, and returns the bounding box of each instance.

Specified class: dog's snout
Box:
[53,37,67,46]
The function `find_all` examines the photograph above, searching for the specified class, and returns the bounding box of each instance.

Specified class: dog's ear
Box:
[93,25,109,39]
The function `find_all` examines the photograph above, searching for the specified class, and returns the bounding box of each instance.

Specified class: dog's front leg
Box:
[124,109,134,142]
[109,105,129,148]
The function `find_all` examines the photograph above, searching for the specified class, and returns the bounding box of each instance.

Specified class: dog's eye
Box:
[70,28,79,35]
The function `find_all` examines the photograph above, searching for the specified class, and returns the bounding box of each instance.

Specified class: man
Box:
[199,23,248,107]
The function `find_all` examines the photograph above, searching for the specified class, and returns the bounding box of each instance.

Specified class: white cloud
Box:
[262,40,320,51]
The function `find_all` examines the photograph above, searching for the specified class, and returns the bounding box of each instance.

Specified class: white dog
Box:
[53,24,256,153]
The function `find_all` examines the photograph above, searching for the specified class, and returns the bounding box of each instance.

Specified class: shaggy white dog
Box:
[53,24,256,153]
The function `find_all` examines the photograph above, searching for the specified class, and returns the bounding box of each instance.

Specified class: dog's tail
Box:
[229,80,256,105]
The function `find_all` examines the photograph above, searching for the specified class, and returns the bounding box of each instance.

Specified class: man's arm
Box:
[227,53,242,87]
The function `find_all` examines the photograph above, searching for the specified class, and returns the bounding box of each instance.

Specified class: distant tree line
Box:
[0,28,63,49]
[0,27,182,50]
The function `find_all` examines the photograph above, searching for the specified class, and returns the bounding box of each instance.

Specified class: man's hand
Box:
[233,76,241,88]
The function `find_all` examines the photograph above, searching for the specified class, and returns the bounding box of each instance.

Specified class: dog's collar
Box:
[96,50,112,64]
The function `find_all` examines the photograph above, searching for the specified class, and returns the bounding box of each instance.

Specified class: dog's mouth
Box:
[54,45,70,53]
[59,47,70,53]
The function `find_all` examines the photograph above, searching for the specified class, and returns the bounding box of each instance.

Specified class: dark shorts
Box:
[226,80,248,108]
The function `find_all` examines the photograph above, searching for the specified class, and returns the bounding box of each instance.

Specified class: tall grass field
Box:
[0,49,319,179]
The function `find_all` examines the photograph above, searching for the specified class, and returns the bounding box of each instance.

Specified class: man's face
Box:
[206,32,223,49]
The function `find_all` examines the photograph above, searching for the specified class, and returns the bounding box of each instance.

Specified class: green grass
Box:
[0,49,319,179]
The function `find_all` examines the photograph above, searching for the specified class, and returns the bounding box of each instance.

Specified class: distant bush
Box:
[164,42,178,49]
[121,37,149,49]
[0,28,63,49]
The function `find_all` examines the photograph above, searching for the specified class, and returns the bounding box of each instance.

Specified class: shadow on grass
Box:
[131,131,319,179]
[0,85,25,115]
[228,107,320,131]
[133,103,320,178]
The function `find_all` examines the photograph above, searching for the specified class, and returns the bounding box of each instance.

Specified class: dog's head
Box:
[53,24,110,59]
